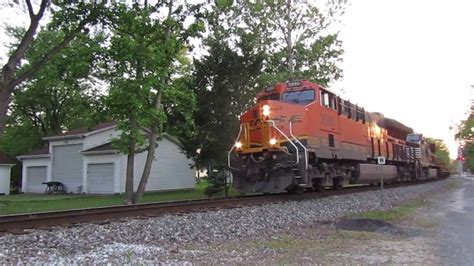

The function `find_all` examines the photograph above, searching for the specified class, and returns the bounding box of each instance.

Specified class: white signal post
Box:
[377,156,386,207]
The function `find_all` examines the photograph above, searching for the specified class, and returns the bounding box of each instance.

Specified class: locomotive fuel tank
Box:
[356,164,398,183]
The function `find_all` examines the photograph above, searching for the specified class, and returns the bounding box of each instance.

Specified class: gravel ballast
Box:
[0,179,451,264]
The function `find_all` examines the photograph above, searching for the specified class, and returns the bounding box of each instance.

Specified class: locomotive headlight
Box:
[262,104,271,117]
[269,138,277,146]
[235,141,243,149]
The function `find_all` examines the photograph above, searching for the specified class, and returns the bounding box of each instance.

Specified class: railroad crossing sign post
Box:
[377,156,386,208]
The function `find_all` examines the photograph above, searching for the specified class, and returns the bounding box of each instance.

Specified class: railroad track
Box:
[0,178,445,233]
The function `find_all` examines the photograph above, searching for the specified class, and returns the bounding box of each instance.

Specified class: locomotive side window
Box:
[281,89,315,105]
[320,90,337,110]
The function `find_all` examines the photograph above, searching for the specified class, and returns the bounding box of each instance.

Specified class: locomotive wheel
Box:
[312,179,323,192]
[333,178,343,190]
[287,184,304,194]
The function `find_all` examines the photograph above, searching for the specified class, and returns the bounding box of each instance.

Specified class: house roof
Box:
[43,121,117,140]
[24,145,50,156]
[0,151,15,164]
[83,142,115,153]
[17,145,51,160]
[81,133,183,155]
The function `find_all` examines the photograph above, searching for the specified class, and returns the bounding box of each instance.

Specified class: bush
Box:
[204,169,230,197]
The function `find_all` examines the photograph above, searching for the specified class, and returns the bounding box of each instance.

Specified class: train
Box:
[228,80,449,194]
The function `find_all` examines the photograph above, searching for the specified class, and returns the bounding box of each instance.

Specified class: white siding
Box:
[53,144,83,193]
[0,165,13,195]
[87,163,114,194]
[20,157,50,193]
[83,154,121,194]
[83,128,119,150]
[26,166,47,193]
[132,138,195,191]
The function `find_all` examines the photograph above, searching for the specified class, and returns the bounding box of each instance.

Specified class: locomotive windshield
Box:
[258,93,280,101]
[281,89,315,105]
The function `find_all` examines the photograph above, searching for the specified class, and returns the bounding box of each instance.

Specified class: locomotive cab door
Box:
[317,89,341,159]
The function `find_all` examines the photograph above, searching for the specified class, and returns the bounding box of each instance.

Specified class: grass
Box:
[352,199,427,221]
[0,180,239,215]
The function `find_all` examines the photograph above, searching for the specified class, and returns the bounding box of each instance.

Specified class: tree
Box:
[8,29,105,136]
[425,138,451,168]
[183,0,345,168]
[185,38,265,168]
[104,1,203,204]
[0,0,107,137]
[245,0,346,85]
[455,111,474,171]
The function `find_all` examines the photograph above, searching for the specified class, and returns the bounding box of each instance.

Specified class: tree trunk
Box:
[0,84,13,137]
[131,128,158,203]
[124,117,138,204]
[131,0,173,204]
[132,90,162,203]
[286,0,294,78]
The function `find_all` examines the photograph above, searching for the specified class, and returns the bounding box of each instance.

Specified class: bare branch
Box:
[25,0,35,19]
[2,0,48,85]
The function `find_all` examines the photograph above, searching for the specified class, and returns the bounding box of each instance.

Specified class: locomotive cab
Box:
[229,80,320,193]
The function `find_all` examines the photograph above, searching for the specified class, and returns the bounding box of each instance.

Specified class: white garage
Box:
[87,163,115,194]
[18,122,196,194]
[0,152,15,195]
[26,166,47,193]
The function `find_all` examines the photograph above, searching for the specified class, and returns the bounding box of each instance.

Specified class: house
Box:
[0,152,15,195]
[17,122,195,194]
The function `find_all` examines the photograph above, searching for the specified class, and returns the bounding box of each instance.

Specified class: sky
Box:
[330,0,474,159]
[1,0,473,159]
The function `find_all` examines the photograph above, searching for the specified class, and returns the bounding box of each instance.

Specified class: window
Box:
[258,93,280,102]
[281,89,315,105]
[320,90,337,110]
[328,134,335,147]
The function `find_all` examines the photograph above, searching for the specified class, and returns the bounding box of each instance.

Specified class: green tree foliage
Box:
[186,38,264,168]
[0,0,108,137]
[184,0,345,168]
[0,28,105,156]
[455,111,474,171]
[15,30,104,133]
[425,138,451,168]
[0,23,107,191]
[103,1,203,203]
[246,0,346,85]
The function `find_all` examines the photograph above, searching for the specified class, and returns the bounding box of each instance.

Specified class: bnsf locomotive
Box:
[228,80,449,194]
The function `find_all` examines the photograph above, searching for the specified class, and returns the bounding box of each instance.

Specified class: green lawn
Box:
[350,199,427,221]
[0,181,238,215]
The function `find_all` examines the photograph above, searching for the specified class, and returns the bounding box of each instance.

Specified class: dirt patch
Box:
[336,218,422,237]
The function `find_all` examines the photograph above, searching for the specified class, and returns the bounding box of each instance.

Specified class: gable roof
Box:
[81,133,183,155]
[43,121,117,141]
[17,145,51,160]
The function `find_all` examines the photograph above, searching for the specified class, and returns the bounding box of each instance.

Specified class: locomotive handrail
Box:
[227,123,244,170]
[268,120,300,166]
[289,122,308,171]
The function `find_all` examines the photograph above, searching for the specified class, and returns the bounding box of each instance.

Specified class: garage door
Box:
[26,166,47,193]
[53,144,83,193]
[87,163,114,194]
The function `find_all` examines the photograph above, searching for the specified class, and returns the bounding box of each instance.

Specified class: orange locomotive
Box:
[228,80,447,193]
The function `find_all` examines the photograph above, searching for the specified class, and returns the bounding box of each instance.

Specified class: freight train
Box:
[228,80,449,194]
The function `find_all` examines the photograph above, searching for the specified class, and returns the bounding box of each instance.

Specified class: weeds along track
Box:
[0,178,445,233]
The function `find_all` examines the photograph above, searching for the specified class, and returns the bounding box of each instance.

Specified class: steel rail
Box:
[0,178,446,233]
